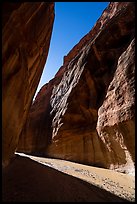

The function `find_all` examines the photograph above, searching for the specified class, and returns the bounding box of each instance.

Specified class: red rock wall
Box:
[2,2,54,167]
[63,2,132,66]
[17,2,135,174]
[97,38,135,173]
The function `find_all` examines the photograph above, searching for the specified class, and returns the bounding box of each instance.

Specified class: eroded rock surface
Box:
[97,39,135,174]
[17,2,135,174]
[2,2,54,167]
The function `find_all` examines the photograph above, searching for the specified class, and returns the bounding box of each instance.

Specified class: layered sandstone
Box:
[96,39,135,174]
[63,2,133,66]
[2,2,54,167]
[17,2,135,174]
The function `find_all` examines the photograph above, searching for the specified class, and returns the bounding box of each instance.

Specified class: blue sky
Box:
[34,2,109,97]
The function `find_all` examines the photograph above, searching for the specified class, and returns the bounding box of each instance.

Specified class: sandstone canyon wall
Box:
[2,2,55,167]
[17,2,135,174]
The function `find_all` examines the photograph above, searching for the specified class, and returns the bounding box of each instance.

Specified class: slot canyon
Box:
[2,2,135,202]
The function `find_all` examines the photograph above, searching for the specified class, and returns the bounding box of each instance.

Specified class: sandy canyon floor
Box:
[2,153,135,202]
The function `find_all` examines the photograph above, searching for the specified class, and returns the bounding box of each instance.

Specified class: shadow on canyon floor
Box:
[2,155,129,202]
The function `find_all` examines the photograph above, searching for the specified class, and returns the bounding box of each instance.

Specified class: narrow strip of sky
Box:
[34,2,109,98]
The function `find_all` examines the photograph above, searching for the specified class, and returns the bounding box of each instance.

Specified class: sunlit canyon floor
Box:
[2,152,135,202]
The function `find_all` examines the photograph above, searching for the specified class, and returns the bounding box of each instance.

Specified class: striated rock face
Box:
[17,2,135,174]
[17,71,64,154]
[96,39,135,173]
[63,2,133,66]
[2,2,54,167]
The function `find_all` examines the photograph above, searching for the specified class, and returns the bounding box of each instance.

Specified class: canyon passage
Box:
[2,2,135,202]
